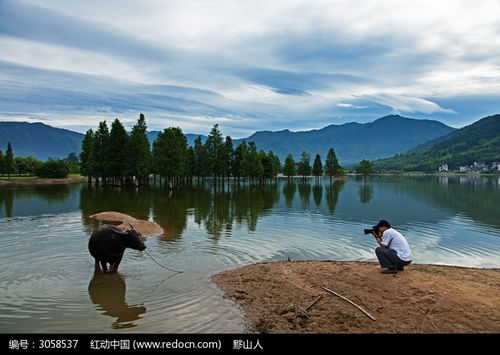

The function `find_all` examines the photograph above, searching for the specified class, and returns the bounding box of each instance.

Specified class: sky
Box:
[1,0,500,137]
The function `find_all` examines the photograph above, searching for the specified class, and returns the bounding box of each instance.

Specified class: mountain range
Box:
[0,122,83,161]
[373,114,500,171]
[0,115,456,164]
[233,115,455,164]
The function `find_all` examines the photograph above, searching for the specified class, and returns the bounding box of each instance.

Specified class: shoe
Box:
[381,268,398,274]
[397,266,404,271]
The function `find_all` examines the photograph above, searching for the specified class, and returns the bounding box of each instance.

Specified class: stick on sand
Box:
[322,286,376,321]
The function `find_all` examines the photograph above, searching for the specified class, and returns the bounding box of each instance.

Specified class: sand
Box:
[212,261,500,333]
[89,211,164,237]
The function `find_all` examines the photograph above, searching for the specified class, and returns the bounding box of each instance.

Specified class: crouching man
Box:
[372,220,413,274]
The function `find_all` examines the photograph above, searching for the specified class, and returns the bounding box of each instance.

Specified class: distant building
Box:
[472,162,488,172]
[491,162,500,171]
[438,164,449,172]
[459,166,470,172]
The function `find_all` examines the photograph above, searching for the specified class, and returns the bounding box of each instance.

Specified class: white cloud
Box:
[364,94,456,115]
[0,36,150,83]
[336,103,367,109]
[1,0,499,131]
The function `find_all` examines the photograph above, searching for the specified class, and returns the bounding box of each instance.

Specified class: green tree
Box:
[92,121,110,184]
[129,113,151,185]
[14,157,28,175]
[260,150,273,181]
[325,148,343,182]
[298,151,311,181]
[36,159,70,178]
[358,159,374,181]
[151,139,160,180]
[185,146,196,183]
[153,127,187,183]
[5,142,16,179]
[312,154,323,179]
[283,154,296,182]
[267,150,281,180]
[0,150,4,176]
[24,156,42,176]
[193,136,208,181]
[241,141,263,183]
[80,129,94,182]
[222,135,234,181]
[205,124,224,183]
[63,152,80,174]
[65,152,79,164]
[232,141,248,183]
[108,118,129,183]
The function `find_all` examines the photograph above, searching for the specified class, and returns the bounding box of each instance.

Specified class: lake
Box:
[1,175,499,332]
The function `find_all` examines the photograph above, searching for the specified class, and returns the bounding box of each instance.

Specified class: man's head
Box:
[375,219,391,233]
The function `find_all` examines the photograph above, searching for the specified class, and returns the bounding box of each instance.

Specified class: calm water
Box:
[1,176,499,333]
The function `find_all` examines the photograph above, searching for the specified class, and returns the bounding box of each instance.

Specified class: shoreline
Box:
[212,260,500,333]
[0,175,86,185]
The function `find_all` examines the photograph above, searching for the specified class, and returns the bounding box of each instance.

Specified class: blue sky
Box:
[1,0,499,137]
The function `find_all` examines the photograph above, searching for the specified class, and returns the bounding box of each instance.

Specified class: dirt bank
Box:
[0,175,86,185]
[212,261,500,333]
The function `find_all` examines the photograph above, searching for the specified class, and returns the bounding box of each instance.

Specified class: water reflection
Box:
[325,181,344,213]
[283,182,296,208]
[88,271,147,329]
[2,175,499,237]
[394,176,500,229]
[0,184,78,217]
[298,183,311,209]
[1,175,500,333]
[312,184,323,208]
[358,184,374,204]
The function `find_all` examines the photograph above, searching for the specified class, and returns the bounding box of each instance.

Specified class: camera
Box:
[363,226,379,235]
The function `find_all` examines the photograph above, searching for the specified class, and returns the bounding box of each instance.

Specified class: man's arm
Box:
[372,232,388,248]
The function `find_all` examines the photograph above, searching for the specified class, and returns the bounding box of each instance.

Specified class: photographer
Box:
[370,220,413,274]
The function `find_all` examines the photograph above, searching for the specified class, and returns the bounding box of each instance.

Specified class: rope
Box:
[144,249,183,274]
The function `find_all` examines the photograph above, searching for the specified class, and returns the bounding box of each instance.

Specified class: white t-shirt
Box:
[381,228,413,261]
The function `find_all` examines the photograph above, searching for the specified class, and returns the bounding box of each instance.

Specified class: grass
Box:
[0,174,83,180]
[0,175,39,180]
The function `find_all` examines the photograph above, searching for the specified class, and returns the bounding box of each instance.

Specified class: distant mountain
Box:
[0,122,208,160]
[0,122,84,160]
[233,115,455,164]
[373,114,500,171]
[0,115,455,163]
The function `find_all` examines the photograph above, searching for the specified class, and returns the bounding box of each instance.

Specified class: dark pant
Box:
[375,247,411,270]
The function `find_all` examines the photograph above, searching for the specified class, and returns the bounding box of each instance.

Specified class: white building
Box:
[438,164,449,172]
[459,166,470,172]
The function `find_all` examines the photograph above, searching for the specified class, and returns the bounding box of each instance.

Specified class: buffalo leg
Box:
[100,260,109,273]
[94,259,102,272]
[111,255,123,272]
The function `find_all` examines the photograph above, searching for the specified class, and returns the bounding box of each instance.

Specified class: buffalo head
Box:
[115,224,146,251]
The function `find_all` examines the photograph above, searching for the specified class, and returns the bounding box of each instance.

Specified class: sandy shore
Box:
[212,261,500,333]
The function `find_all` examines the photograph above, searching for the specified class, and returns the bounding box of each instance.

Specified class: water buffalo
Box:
[89,224,146,272]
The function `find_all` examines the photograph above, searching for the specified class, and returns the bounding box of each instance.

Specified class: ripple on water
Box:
[1,178,500,332]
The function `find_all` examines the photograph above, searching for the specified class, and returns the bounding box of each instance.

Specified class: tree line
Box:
[0,142,78,179]
[79,114,346,187]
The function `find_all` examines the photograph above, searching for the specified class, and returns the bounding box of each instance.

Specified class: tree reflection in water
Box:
[358,184,374,204]
[79,180,348,239]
